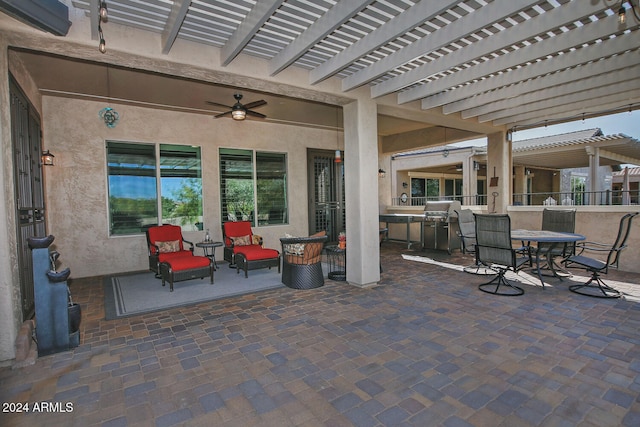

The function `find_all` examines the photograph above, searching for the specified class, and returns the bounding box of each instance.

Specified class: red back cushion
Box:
[223,221,253,246]
[147,225,184,254]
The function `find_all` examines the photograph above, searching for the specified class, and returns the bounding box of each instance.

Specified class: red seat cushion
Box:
[236,246,279,261]
[165,255,210,271]
[158,251,193,263]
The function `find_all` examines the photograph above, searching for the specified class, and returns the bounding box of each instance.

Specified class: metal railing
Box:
[391,190,638,207]
[513,190,638,206]
[391,195,486,206]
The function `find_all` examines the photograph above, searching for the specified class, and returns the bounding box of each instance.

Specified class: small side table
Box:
[325,245,346,281]
[196,241,223,270]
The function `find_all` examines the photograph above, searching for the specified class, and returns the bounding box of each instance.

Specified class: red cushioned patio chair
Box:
[146,224,213,291]
[222,221,280,278]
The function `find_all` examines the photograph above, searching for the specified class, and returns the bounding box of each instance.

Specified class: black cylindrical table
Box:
[325,245,346,281]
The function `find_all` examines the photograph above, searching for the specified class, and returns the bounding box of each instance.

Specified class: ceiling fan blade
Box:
[243,100,267,110]
[214,111,232,118]
[246,110,266,119]
[206,100,232,109]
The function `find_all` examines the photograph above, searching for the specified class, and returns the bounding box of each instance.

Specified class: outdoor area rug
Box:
[104,264,284,319]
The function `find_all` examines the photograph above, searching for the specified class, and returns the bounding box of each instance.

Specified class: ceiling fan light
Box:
[232,109,246,120]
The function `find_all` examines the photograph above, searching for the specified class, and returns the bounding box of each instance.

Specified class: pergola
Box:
[1,0,638,134]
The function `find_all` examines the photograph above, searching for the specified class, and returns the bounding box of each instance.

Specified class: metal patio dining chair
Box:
[456,209,494,275]
[563,212,638,298]
[529,208,576,278]
[474,214,530,296]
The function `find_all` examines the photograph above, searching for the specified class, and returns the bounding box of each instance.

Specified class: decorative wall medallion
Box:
[99,107,119,128]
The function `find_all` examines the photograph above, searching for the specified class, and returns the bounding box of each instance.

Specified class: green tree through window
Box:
[220,148,287,226]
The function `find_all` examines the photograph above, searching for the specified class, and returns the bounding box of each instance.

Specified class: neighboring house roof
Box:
[512,128,640,169]
[512,128,603,150]
[393,128,640,172]
[613,167,640,182]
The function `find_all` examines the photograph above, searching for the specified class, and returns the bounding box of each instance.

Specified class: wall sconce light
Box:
[42,150,55,166]
[334,150,342,163]
[378,168,386,178]
[402,182,408,188]
[473,161,480,171]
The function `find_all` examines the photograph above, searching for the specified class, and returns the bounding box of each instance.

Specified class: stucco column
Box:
[0,39,20,361]
[486,131,511,213]
[586,145,600,205]
[462,155,477,206]
[377,136,392,212]
[514,165,527,205]
[343,98,379,287]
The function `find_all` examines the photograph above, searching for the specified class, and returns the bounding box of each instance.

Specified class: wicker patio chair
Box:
[280,231,328,289]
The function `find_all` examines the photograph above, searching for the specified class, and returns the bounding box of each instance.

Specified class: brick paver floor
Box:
[1,243,639,426]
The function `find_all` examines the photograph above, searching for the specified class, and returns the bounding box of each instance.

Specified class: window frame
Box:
[219,148,288,227]
[106,141,203,236]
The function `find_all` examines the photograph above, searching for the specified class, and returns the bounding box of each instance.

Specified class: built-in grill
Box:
[422,200,461,253]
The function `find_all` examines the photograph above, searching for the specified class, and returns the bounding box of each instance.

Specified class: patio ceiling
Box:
[56,0,640,132]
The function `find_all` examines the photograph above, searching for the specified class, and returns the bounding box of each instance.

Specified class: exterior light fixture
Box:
[99,1,108,20]
[42,150,55,166]
[619,3,627,24]
[98,1,108,53]
[378,168,386,178]
[618,0,640,24]
[98,32,106,53]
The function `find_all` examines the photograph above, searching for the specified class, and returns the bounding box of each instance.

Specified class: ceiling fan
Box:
[205,93,267,120]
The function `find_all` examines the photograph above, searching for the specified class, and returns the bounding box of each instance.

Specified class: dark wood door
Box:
[307,149,345,242]
[11,77,46,320]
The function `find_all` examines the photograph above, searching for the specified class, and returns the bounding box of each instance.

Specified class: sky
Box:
[450,110,640,165]
[510,110,639,142]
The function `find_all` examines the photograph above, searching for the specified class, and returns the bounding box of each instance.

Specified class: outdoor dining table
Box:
[511,229,586,287]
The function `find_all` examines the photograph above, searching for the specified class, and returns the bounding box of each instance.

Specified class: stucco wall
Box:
[0,45,46,363]
[42,96,340,278]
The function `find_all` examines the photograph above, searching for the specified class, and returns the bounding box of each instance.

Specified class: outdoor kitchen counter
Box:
[379,212,426,249]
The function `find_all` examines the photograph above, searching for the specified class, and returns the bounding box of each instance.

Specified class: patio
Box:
[1,243,639,427]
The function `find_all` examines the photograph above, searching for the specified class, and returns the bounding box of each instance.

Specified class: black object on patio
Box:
[474,214,529,296]
[528,208,576,283]
[564,212,638,298]
[280,232,328,289]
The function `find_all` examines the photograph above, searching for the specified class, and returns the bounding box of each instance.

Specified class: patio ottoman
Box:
[160,255,213,292]
[235,246,281,278]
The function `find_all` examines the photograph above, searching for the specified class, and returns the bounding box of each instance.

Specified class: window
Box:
[410,177,439,205]
[107,142,202,235]
[220,148,287,226]
[444,178,463,202]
